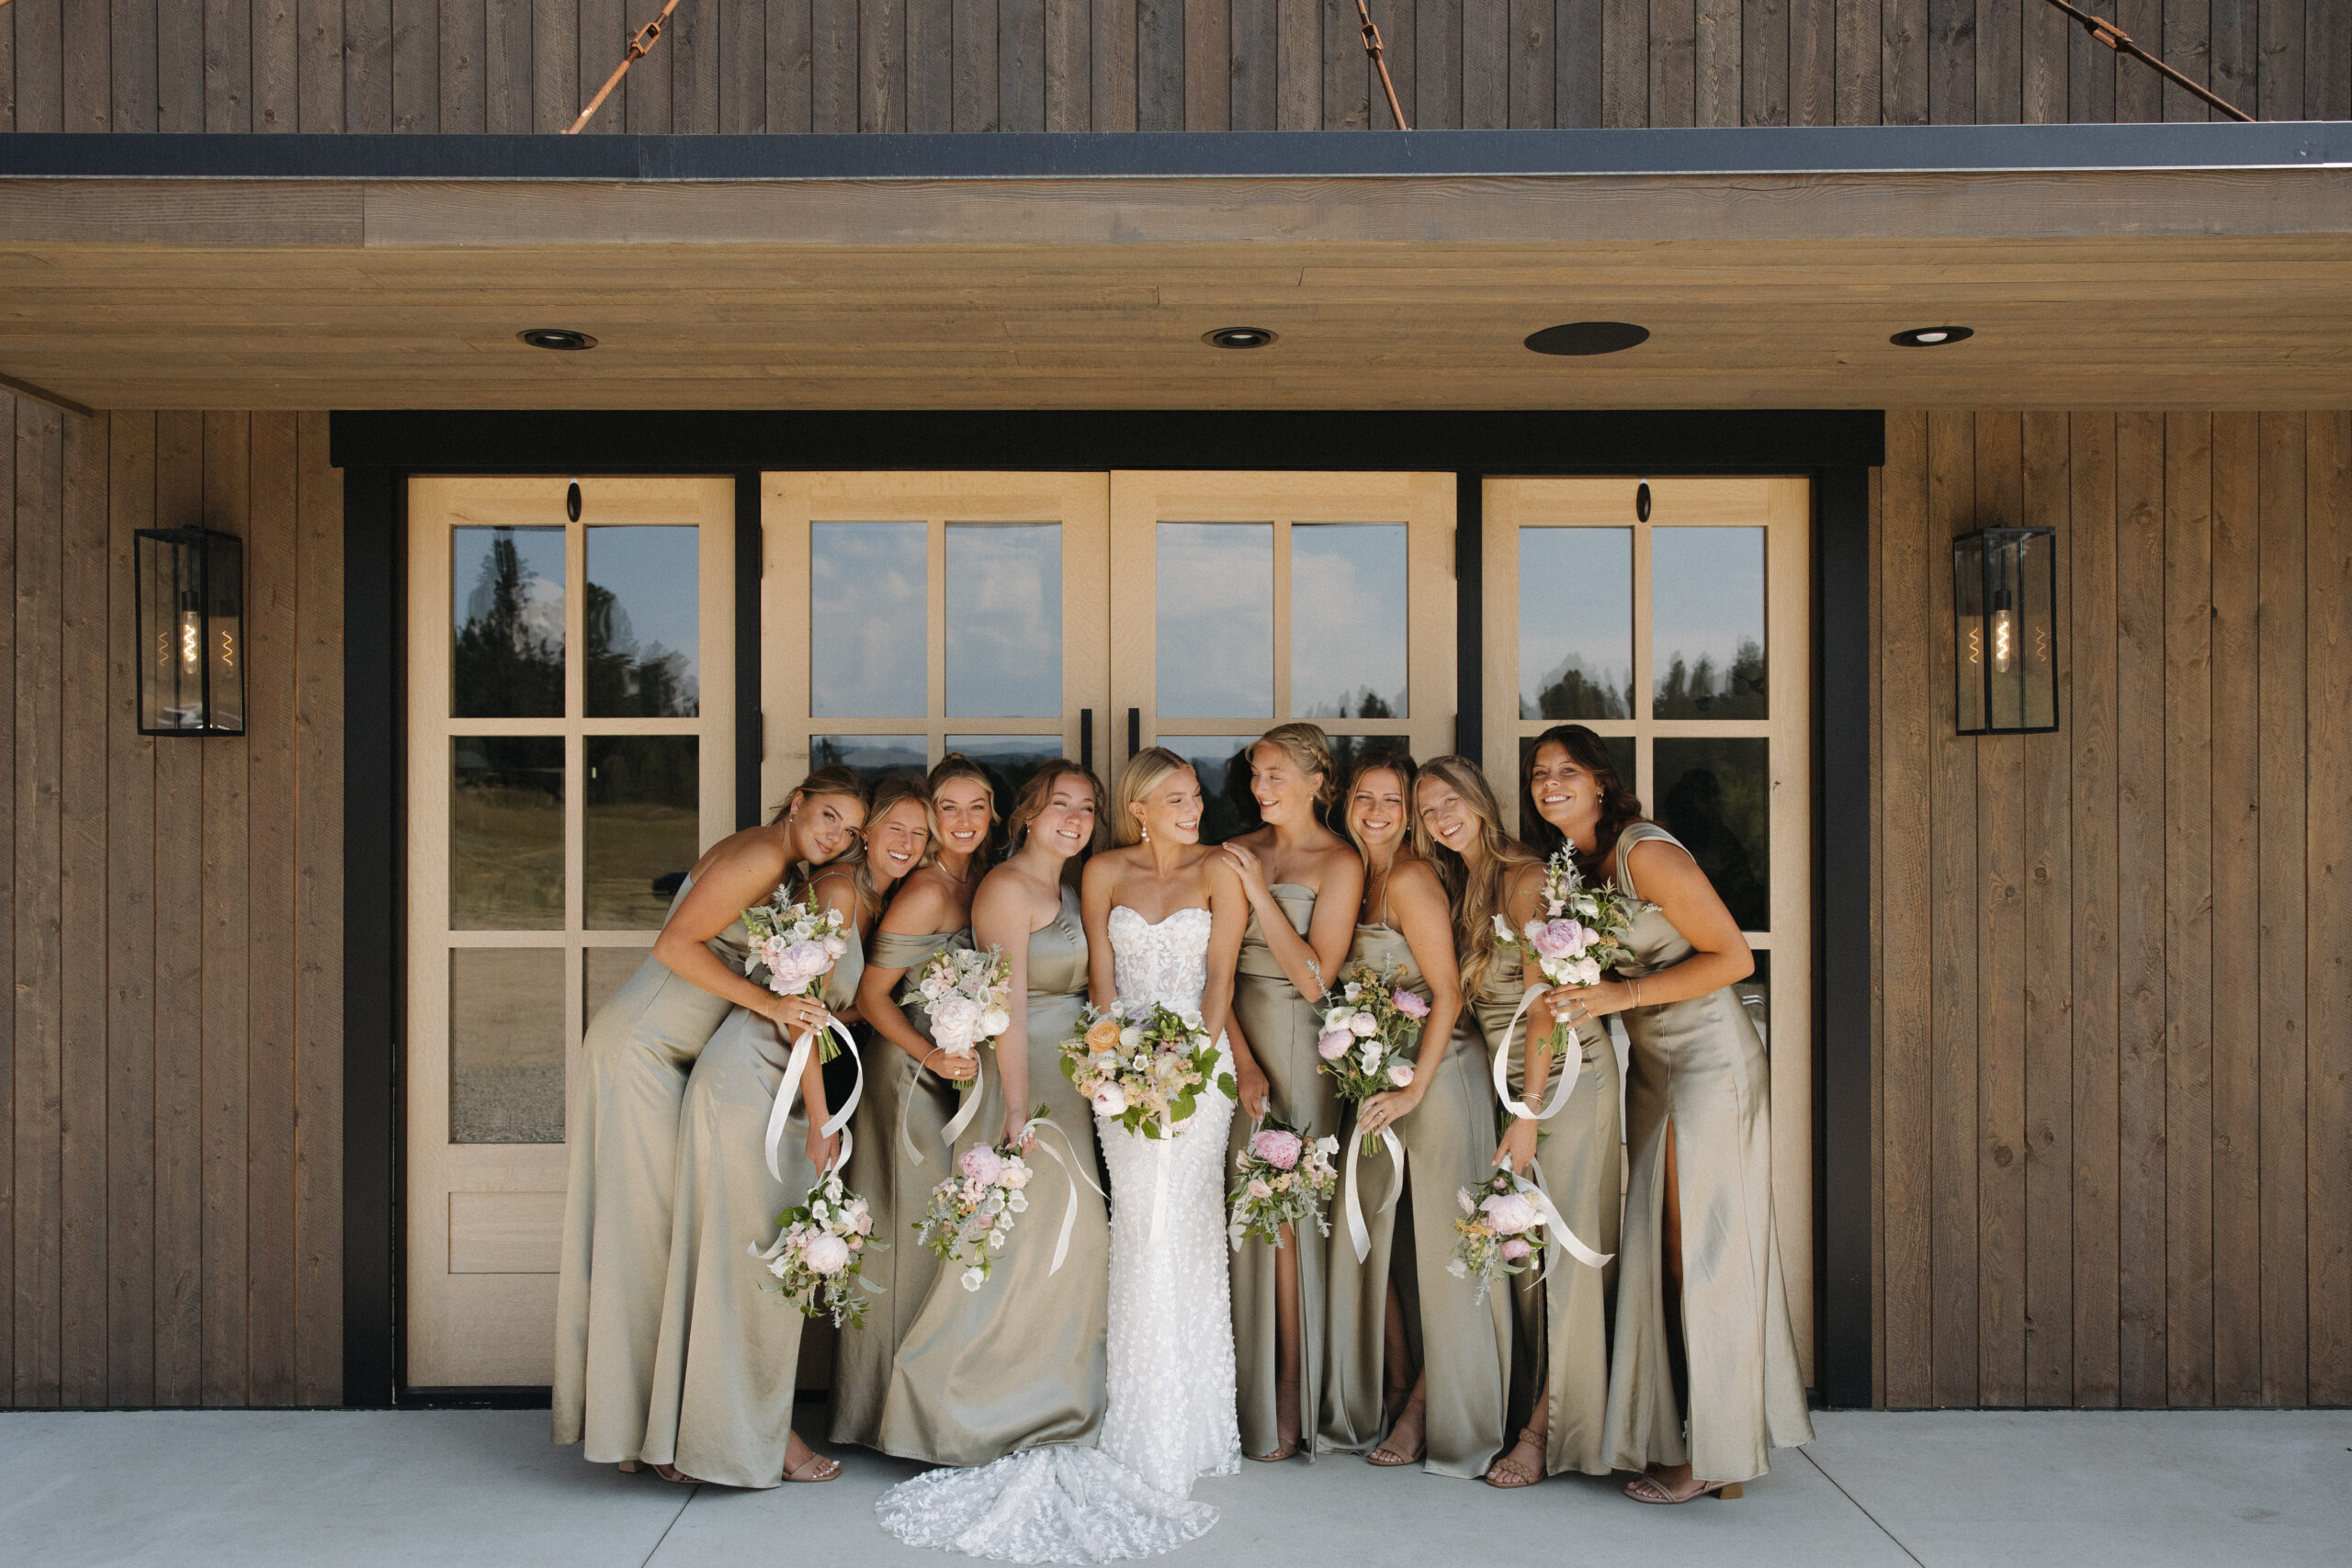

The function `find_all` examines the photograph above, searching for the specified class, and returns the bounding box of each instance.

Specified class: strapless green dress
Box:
[553,879,752,1462]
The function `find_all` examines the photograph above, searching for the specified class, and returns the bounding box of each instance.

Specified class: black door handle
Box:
[1127,707,1141,759]
[1080,708,1093,772]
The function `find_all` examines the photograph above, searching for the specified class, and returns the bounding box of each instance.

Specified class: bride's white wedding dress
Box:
[876,905,1241,1563]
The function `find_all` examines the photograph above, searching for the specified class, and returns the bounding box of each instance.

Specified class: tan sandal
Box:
[1624,1472,1741,1504]
[1367,1403,1425,1466]
[650,1463,704,1484]
[1483,1428,1546,1489]
[784,1450,841,1483]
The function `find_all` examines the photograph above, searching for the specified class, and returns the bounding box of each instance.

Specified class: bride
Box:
[878,749,1252,1562]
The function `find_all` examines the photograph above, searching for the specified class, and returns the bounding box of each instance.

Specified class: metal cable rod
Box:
[2037,0,2253,121]
[567,0,687,134]
[1356,0,1410,130]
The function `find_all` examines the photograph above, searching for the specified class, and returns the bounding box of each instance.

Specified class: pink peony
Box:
[1500,1237,1532,1261]
[1317,1030,1352,1060]
[1387,1063,1416,1087]
[1531,919,1586,961]
[1393,990,1430,1019]
[958,1145,1005,1185]
[1479,1191,1541,1235]
[1348,1013,1379,1037]
[1249,1129,1303,1170]
[801,1233,851,1275]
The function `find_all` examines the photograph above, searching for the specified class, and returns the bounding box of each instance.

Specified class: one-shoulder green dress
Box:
[552,879,752,1463]
[875,887,1110,1464]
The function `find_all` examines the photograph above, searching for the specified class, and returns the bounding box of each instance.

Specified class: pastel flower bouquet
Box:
[743,890,854,1061]
[1058,999,1237,1140]
[1448,1165,1551,1304]
[1227,1117,1340,1249]
[753,1166,880,1328]
[899,943,1013,1060]
[1315,962,1430,1151]
[1492,848,1645,1054]
[913,1129,1037,1292]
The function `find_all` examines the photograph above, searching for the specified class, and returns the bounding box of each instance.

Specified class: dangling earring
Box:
[1142,824,1151,842]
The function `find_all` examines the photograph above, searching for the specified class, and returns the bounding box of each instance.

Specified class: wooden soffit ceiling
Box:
[2,125,2348,413]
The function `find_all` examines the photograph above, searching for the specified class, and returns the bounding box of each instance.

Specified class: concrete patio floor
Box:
[4,1406,2346,1567]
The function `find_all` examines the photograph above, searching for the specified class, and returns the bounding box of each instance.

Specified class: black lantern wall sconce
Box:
[1953,526,2057,735]
[134,526,246,737]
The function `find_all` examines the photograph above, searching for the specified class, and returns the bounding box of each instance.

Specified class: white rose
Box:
[978,1007,1011,1036]
[1092,1084,1129,1116]
[1349,1013,1379,1037]
[1120,1026,1144,1049]
[802,1233,852,1275]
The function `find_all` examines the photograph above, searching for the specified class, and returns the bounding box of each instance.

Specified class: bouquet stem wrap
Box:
[899,1053,987,1167]
[1489,982,1578,1123]
[1341,1125,1407,1265]
[764,1017,865,1183]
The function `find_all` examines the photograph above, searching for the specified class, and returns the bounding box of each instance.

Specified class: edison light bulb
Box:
[1990,591,2015,674]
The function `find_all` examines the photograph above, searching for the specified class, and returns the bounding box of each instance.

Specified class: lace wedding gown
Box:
[876,905,1242,1563]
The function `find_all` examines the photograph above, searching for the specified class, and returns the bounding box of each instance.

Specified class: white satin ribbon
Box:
[1017,1116,1106,1276]
[1149,1122,1173,1251]
[1517,1161,1611,1276]
[1491,982,1579,1122]
[1342,1122,1407,1264]
[764,1015,862,1183]
[898,1051,986,1167]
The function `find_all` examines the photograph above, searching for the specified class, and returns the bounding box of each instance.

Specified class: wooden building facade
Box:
[1,1,2346,1412]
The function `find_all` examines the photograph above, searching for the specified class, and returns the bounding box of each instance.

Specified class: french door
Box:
[404,476,737,1387]
[1479,476,1814,1374]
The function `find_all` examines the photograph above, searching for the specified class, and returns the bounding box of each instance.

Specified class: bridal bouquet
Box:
[743,891,853,1061]
[1448,1165,1550,1304]
[913,1123,1039,1292]
[754,1166,879,1328]
[1492,848,1644,1053]
[899,943,1013,1061]
[1059,999,1237,1140]
[1227,1117,1340,1249]
[1316,963,1430,1148]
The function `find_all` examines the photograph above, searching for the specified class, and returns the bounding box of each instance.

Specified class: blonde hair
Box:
[1339,750,1417,866]
[925,751,1001,873]
[1252,723,1338,809]
[770,762,871,903]
[1113,746,1194,847]
[1005,761,1108,863]
[839,773,931,912]
[1411,754,1539,999]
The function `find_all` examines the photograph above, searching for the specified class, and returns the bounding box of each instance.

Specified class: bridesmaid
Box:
[552,764,866,1472]
[1413,754,1623,1488]
[639,772,922,1488]
[1217,724,1363,1462]
[1320,753,1510,1479]
[1520,725,1813,1500]
[876,761,1114,1466]
[832,754,999,1450]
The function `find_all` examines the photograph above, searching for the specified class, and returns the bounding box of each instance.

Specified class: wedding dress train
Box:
[876,905,1240,1563]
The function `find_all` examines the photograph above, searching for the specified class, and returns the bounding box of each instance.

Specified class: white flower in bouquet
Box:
[1059,1000,1234,1141]
[1227,1115,1340,1248]
[754,1167,882,1327]
[913,1120,1043,1291]
[1449,1165,1552,1304]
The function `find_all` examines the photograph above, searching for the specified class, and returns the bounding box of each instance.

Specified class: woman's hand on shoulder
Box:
[1219,837,1272,902]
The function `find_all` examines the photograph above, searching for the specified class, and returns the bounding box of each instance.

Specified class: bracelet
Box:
[1630,978,1643,1008]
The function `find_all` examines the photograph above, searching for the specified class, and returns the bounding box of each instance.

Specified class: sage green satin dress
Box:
[1472,974,1621,1475]
[1318,915,1511,1477]
[1600,822,1813,1484]
[831,926,972,1449]
[553,881,753,1462]
[639,932,866,1488]
[875,888,1110,1465]
[1227,886,1340,1461]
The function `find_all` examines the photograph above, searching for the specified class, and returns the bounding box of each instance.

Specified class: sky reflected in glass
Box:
[946,523,1061,717]
[1292,524,1408,719]
[811,522,926,716]
[1652,526,1766,717]
[1519,527,1632,720]
[1158,524,1272,719]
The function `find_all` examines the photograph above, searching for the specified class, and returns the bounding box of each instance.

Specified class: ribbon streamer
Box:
[764,1015,863,1183]
[1341,1122,1407,1264]
[898,1051,987,1167]
[1521,1162,1612,1275]
[1017,1116,1106,1276]
[1491,982,1580,1122]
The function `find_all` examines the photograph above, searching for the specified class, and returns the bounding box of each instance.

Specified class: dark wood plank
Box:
[767,0,813,133]
[104,412,157,1409]
[718,0,763,130]
[2112,410,2168,1409]
[2019,410,2073,1406]
[2307,0,2346,120]
[2067,411,2120,1406]
[0,0,15,131]
[254,0,298,130]
[1975,411,2027,1408]
[1870,457,1889,1407]
[202,0,253,130]
[1378,0,1414,125]
[109,0,158,132]
[1745,0,1790,124]
[2021,0,2064,120]
[622,0,673,130]
[291,412,343,1406]
[1231,0,1278,129]
[905,0,952,130]
[12,0,62,130]
[435,0,485,130]
[297,0,344,130]
[1323,0,1372,130]
[1135,0,1179,132]
[1879,408,1935,1408]
[809,0,855,130]
[670,0,721,132]
[1837,0,1882,123]
[1181,0,1225,129]
[343,0,393,131]
[573,0,619,131]
[2206,0,2254,120]
[1651,0,1695,124]
[12,399,65,1407]
[57,409,108,1409]
[1926,0,1972,123]
[1558,0,1602,126]
[62,0,110,131]
[1463,0,1507,129]
[1792,0,1834,125]
[1088,0,1134,130]
[481,0,533,132]
[1695,0,1739,124]
[2160,0,2210,120]
[1601,0,1646,124]
[0,394,15,1403]
[861,0,908,130]
[2207,408,2262,1407]
[1927,408,1980,1408]
[1043,0,1089,130]
[150,411,205,1405]
[1272,0,1314,129]
[198,412,250,1406]
[2253,0,2298,120]
[2305,409,2352,1406]
[2162,411,2214,1407]
[2255,410,2308,1406]
[1002,0,1046,131]
[1415,0,1462,130]
[950,0,996,130]
[2113,0,2161,120]
[390,0,438,130]
[529,0,574,131]
[243,413,300,1407]
[1975,0,2021,123]
[1510,0,1553,127]
[2065,0,2113,120]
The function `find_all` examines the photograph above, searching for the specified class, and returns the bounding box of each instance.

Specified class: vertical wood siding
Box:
[1872,410,2352,1409]
[0,397,344,1408]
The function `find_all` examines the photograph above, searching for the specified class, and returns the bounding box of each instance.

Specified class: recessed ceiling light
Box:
[518,328,598,352]
[1204,326,1277,350]
[1891,325,1973,347]
[1525,321,1650,356]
